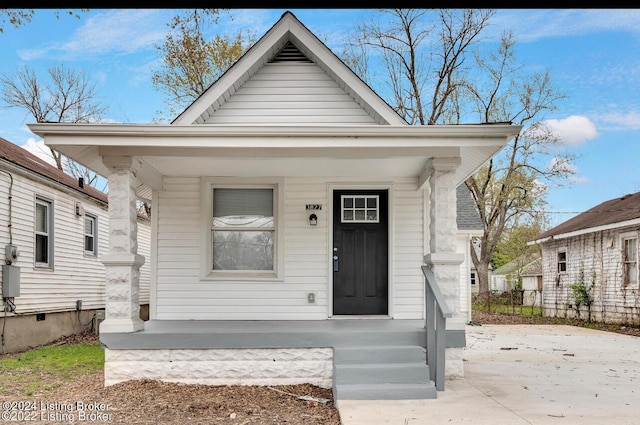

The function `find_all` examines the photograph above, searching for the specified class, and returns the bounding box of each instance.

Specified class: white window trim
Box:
[621,231,638,287]
[557,248,567,274]
[84,213,98,257]
[200,177,284,281]
[340,194,380,223]
[35,196,54,269]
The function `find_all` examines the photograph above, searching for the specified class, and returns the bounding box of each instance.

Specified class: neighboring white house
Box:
[520,257,543,307]
[530,191,640,324]
[0,137,151,353]
[491,252,542,306]
[456,184,483,322]
[29,12,520,400]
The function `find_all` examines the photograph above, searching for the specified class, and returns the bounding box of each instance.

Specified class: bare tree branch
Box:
[0,63,107,184]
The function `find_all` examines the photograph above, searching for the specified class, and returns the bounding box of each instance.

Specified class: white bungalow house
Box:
[491,252,542,306]
[0,137,151,353]
[455,184,484,322]
[530,191,640,324]
[28,12,520,401]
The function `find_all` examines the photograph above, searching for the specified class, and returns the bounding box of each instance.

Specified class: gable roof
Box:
[457,184,483,231]
[533,191,640,242]
[493,252,541,276]
[27,11,521,192]
[173,11,407,126]
[520,256,542,277]
[0,137,108,204]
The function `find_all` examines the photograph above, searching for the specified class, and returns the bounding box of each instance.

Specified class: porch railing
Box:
[422,265,452,391]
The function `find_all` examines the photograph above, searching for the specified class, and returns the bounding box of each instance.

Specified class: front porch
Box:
[100,319,465,401]
[100,319,465,349]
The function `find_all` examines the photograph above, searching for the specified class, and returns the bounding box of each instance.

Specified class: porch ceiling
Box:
[27,123,521,189]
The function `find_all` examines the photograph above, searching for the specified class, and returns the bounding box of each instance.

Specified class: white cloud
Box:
[546,156,589,184]
[21,138,57,167]
[492,9,640,43]
[18,9,169,61]
[598,110,640,130]
[569,175,590,184]
[545,115,598,146]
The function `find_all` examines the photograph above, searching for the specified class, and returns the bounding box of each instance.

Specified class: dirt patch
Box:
[46,372,340,425]
[471,310,640,337]
[0,331,341,425]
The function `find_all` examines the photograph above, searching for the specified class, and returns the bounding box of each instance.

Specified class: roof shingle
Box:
[534,191,640,240]
[0,136,108,204]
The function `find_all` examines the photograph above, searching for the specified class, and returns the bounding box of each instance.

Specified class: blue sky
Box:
[1,8,639,227]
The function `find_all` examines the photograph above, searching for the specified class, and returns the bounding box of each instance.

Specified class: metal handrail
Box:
[422,265,452,391]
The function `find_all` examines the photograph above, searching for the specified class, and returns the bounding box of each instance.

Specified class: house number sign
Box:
[306,204,322,210]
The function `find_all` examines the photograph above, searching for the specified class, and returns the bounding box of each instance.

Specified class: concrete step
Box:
[332,344,435,401]
[333,383,437,401]
[334,363,430,385]
[334,345,425,364]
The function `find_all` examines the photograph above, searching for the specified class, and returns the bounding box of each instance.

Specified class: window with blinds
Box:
[211,188,275,271]
[623,236,637,286]
[84,214,97,257]
[35,196,53,268]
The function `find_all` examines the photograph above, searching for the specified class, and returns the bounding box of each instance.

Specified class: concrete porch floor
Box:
[338,324,640,425]
[99,319,465,350]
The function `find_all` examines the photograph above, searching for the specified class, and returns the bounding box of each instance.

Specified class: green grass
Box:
[0,341,104,376]
[473,304,543,317]
[0,341,104,396]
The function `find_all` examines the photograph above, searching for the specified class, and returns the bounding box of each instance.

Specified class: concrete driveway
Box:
[338,324,640,425]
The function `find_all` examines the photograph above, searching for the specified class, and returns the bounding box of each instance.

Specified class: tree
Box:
[491,222,546,271]
[151,9,255,121]
[345,10,575,294]
[0,64,107,180]
[463,31,574,294]
[0,9,88,33]
[347,9,495,125]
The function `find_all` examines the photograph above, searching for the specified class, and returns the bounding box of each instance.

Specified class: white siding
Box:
[392,179,425,319]
[138,219,151,304]
[541,227,640,324]
[154,177,428,320]
[0,165,151,313]
[456,233,473,322]
[204,63,378,125]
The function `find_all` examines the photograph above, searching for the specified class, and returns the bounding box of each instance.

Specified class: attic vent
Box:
[270,42,312,63]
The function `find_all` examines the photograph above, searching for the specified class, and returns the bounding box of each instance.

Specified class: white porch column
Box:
[423,157,465,377]
[100,156,145,333]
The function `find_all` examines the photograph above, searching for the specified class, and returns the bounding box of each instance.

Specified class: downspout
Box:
[0,169,13,354]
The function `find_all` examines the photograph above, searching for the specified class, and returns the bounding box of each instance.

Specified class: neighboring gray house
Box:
[29,12,520,401]
[456,184,483,321]
[0,137,151,353]
[531,191,640,324]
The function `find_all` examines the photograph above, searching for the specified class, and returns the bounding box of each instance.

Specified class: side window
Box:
[470,271,477,285]
[623,236,637,287]
[84,214,98,257]
[35,197,53,268]
[557,250,567,273]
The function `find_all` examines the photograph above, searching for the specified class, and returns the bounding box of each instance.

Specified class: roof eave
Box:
[530,217,640,244]
[28,123,522,141]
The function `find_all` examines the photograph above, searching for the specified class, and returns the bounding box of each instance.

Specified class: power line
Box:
[520,207,640,215]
